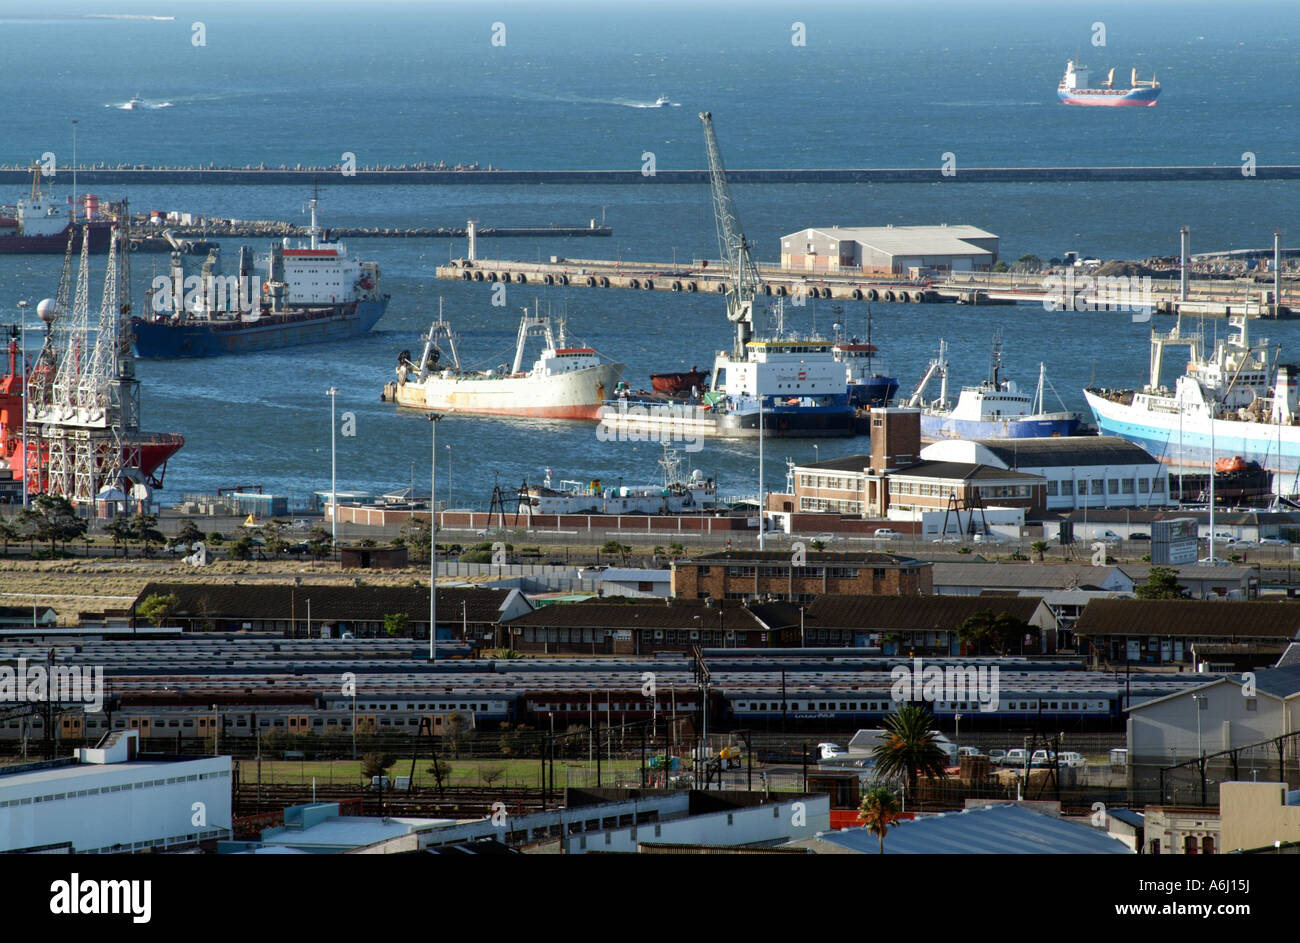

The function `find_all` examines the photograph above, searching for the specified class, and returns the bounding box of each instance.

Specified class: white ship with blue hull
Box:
[1085,315,1300,487]
[910,336,1081,441]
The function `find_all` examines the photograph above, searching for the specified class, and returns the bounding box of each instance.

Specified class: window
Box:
[1060,480,1073,496]
[1046,480,1059,496]
[1122,479,1135,494]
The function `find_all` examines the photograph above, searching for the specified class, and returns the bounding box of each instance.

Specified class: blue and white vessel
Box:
[910,335,1081,441]
[1085,315,1300,488]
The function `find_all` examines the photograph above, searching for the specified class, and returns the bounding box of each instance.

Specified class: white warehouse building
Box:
[920,436,1173,511]
[0,731,231,853]
[780,224,999,275]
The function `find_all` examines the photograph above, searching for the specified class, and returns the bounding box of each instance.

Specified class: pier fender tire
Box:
[686,282,697,292]
[599,277,610,288]
[775,285,787,297]
[462,271,473,281]
[474,271,484,281]
[129,240,142,252]
[545,274,555,285]
[516,274,527,284]
[558,275,569,285]
[852,289,863,300]
[487,272,498,282]
[866,289,878,301]
[911,290,924,303]
[716,283,727,293]
[584,276,594,287]
[629,278,640,289]
[501,272,511,283]
[883,290,895,302]
[898,290,910,303]
[643,279,654,290]
[671,281,682,292]
[763,284,773,296]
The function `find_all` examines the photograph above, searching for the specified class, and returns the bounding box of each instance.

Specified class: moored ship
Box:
[130,195,388,358]
[909,335,1082,441]
[383,305,624,420]
[831,305,897,407]
[1085,315,1300,487]
[1057,60,1160,107]
[0,166,117,255]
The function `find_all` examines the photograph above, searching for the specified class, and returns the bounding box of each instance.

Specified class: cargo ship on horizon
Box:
[1057,60,1160,107]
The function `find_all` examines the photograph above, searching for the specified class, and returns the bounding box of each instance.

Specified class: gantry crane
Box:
[699,112,763,360]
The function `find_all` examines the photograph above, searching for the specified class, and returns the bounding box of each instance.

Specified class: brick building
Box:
[670,549,932,603]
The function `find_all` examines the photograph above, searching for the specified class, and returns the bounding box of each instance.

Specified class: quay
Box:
[4,165,1300,186]
[435,256,1297,318]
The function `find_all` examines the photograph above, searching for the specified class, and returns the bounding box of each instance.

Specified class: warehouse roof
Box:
[796,454,872,474]
[680,550,925,566]
[792,225,997,258]
[952,436,1160,469]
[771,594,1049,631]
[802,803,1130,854]
[932,563,1126,591]
[890,461,1043,482]
[505,598,768,632]
[1075,599,1300,640]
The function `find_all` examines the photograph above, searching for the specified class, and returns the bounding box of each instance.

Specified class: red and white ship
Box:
[382,305,624,420]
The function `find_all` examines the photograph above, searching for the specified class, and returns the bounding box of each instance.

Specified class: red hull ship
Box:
[1,328,183,497]
[650,365,709,396]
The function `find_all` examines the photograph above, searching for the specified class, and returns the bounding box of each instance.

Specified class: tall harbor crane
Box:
[699,112,763,360]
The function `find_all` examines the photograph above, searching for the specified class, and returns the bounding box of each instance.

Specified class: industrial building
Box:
[780,225,999,275]
[0,731,231,853]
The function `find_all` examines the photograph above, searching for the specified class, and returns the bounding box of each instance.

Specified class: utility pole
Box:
[429,413,442,661]
[326,387,338,550]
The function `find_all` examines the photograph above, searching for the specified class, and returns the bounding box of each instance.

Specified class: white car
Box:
[1198,556,1231,566]
[873,528,902,539]
[1058,752,1087,769]
[1259,537,1290,546]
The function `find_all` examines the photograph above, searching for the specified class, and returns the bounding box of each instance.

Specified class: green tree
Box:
[401,516,432,565]
[1014,253,1044,273]
[479,766,505,788]
[1031,540,1049,563]
[106,516,134,557]
[425,757,453,785]
[18,494,86,554]
[137,592,180,628]
[131,513,164,557]
[306,526,333,561]
[444,713,471,758]
[207,531,225,545]
[262,519,289,556]
[176,518,203,546]
[0,519,18,557]
[1134,565,1188,599]
[871,706,949,799]
[858,786,903,854]
[384,612,410,638]
[992,260,1009,273]
[957,609,1033,656]
[360,752,397,782]
[228,534,255,561]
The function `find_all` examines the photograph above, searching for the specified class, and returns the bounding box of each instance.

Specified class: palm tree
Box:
[871,705,949,801]
[858,786,903,854]
[1031,540,1048,562]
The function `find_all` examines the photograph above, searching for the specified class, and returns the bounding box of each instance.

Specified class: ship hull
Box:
[131,297,388,358]
[848,376,898,407]
[1085,389,1300,481]
[0,221,116,254]
[920,413,1081,441]
[1058,87,1161,107]
[599,399,856,438]
[385,362,624,421]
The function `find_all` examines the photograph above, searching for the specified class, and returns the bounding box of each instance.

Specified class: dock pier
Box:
[436,257,1297,318]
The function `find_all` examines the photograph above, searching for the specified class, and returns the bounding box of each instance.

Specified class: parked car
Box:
[1198,556,1231,566]
[1095,530,1121,543]
[1029,749,1058,768]
[1259,537,1290,546]
[873,528,902,539]
[956,746,984,759]
[1000,748,1030,767]
[1058,752,1087,769]
[1130,532,1151,541]
[987,749,1007,765]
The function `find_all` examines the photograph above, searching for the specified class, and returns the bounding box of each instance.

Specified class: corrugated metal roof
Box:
[798,225,998,258]
[796,594,1046,631]
[933,563,1120,590]
[891,461,1043,481]
[1075,599,1300,640]
[813,803,1131,854]
[975,436,1159,469]
[600,568,671,582]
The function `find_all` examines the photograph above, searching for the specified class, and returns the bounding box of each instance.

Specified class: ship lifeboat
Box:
[1215,456,1248,473]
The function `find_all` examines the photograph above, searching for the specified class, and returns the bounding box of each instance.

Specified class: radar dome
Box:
[36,298,57,322]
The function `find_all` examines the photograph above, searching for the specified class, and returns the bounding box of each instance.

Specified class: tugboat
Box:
[650,365,709,396]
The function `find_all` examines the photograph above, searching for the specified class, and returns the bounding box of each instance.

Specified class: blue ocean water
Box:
[2,0,1298,504]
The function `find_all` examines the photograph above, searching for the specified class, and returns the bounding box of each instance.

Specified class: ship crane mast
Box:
[699,112,763,360]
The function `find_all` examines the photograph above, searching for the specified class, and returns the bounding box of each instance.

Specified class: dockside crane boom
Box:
[699,112,762,360]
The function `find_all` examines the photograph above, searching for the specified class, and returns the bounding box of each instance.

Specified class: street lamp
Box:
[1192,693,1206,759]
[429,413,443,661]
[445,443,452,509]
[326,388,338,550]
